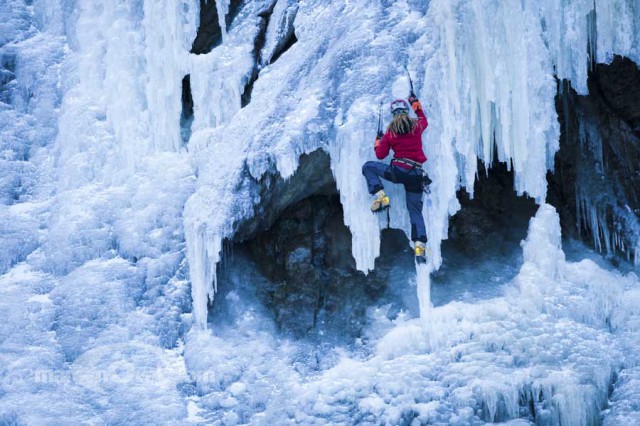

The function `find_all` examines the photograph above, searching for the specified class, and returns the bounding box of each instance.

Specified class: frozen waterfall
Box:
[1,0,640,424]
[184,0,640,327]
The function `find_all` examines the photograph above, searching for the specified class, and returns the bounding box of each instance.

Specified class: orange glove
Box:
[374,135,381,148]
[408,95,422,112]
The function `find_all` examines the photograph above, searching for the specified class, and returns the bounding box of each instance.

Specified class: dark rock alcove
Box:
[180,74,194,145]
[214,189,412,340]
[547,56,640,262]
[232,149,335,243]
[449,160,538,257]
[191,0,245,55]
[214,147,541,338]
[432,160,539,303]
[244,193,388,338]
[221,149,401,339]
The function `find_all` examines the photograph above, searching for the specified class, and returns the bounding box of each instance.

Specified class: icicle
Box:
[216,0,229,41]
[330,101,382,272]
[587,8,597,72]
[416,264,432,328]
[594,0,639,65]
[143,0,197,153]
[591,199,602,253]
[185,221,222,329]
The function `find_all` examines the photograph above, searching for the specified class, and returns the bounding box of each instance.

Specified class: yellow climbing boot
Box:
[414,241,429,264]
[371,190,390,212]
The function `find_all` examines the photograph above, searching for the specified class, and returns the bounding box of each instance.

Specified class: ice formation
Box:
[183,204,640,424]
[1,0,640,423]
[184,0,640,327]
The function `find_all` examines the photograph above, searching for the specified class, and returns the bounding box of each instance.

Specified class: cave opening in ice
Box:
[433,158,539,304]
[205,148,545,345]
[180,74,194,145]
[207,147,416,341]
[548,55,640,267]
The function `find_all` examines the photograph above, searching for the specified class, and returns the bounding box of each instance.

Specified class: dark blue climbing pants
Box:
[362,161,427,243]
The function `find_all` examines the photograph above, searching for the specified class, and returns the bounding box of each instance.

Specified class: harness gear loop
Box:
[391,158,432,194]
[391,157,423,169]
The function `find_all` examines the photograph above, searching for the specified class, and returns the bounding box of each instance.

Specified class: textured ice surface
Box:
[1,1,196,422]
[0,262,190,424]
[1,0,640,423]
[183,205,640,425]
[183,0,640,328]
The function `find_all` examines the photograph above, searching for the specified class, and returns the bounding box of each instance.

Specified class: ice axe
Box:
[405,65,431,193]
[373,101,391,228]
[404,65,416,98]
[376,101,383,138]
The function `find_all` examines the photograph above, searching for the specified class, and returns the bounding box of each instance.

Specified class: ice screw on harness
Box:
[422,174,432,194]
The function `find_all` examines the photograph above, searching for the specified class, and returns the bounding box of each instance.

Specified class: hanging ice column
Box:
[184,0,269,329]
[331,101,384,273]
[55,0,197,190]
[411,0,639,270]
[143,0,198,152]
[414,0,560,269]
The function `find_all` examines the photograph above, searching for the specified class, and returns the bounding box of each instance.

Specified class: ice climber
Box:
[362,95,430,263]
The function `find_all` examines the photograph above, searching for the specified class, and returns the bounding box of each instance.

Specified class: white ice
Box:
[184,0,640,329]
[2,0,640,423]
[183,205,640,424]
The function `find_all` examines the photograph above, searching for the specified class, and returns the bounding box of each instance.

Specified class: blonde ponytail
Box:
[387,114,418,137]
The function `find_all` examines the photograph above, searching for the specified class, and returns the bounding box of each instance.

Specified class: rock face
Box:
[450,161,538,257]
[548,56,640,259]
[595,57,640,133]
[246,194,387,338]
[233,149,336,243]
[190,0,245,55]
[224,148,422,339]
[232,150,537,338]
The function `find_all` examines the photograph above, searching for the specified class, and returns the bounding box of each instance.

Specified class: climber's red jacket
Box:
[375,108,428,166]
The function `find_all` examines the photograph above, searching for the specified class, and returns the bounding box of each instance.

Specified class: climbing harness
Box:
[391,157,432,194]
[391,157,422,169]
